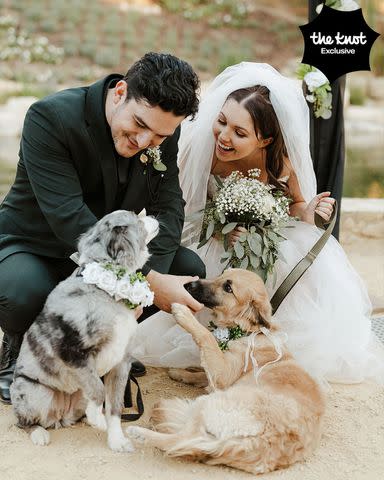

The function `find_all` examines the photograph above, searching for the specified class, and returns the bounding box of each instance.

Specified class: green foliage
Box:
[217,50,245,74]
[40,17,57,33]
[159,0,252,28]
[63,35,79,57]
[371,38,384,76]
[0,84,54,104]
[79,41,98,60]
[94,47,121,68]
[163,29,178,51]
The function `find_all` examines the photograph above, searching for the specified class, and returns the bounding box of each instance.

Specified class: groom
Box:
[0,52,205,403]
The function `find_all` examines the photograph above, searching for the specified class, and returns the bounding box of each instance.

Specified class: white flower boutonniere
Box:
[140,146,167,173]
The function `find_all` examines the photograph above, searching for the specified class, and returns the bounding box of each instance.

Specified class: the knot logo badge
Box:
[300,5,380,83]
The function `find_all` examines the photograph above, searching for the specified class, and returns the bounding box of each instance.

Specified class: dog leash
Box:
[270,201,338,315]
[121,373,144,422]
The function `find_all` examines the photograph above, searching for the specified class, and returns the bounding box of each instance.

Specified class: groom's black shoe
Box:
[0,333,23,404]
[130,360,146,377]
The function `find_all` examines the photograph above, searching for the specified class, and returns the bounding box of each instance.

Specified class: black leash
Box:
[121,373,144,422]
[270,202,338,315]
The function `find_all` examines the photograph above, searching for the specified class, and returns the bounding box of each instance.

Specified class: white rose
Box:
[82,262,104,285]
[126,280,151,305]
[319,108,332,120]
[143,289,154,307]
[96,270,118,297]
[306,94,315,103]
[114,277,134,302]
[339,0,360,11]
[323,92,333,108]
[213,327,230,343]
[304,70,329,91]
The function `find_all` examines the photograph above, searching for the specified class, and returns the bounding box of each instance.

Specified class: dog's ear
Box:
[242,298,272,330]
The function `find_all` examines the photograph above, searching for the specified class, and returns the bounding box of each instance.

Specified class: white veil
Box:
[178,63,317,223]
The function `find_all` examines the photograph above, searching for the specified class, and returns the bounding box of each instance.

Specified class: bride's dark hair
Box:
[227,86,288,194]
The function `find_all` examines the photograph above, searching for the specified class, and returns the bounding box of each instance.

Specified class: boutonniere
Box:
[140,146,167,174]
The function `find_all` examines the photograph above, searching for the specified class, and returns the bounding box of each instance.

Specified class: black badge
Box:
[300,5,380,83]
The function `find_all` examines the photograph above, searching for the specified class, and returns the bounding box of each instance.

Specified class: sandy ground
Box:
[0,235,383,480]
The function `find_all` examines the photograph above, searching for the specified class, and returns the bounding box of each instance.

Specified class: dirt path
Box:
[0,368,383,480]
[0,230,383,479]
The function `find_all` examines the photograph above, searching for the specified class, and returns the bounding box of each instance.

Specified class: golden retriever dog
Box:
[127,269,325,474]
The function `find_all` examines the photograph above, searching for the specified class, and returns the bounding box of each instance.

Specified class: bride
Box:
[134,63,384,385]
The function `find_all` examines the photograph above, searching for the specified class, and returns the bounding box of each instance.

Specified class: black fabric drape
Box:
[308,0,345,239]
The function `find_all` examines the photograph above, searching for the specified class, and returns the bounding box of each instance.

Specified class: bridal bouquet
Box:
[198,169,291,282]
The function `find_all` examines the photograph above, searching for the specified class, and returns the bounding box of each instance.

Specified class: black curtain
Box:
[308,0,345,239]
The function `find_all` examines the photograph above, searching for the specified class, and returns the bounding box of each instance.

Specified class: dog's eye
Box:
[223,281,233,294]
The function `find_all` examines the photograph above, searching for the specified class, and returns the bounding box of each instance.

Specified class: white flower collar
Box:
[80,262,154,309]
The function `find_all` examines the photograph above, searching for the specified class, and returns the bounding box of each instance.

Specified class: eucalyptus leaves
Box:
[198,170,291,282]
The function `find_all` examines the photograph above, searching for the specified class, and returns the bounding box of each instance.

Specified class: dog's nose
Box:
[184,281,200,295]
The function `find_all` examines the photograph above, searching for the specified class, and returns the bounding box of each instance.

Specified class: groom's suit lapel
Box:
[84,75,120,214]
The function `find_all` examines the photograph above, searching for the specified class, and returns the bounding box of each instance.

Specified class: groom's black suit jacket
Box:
[0,75,185,273]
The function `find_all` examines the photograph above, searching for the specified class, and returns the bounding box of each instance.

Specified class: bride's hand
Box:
[229,226,247,246]
[303,192,335,224]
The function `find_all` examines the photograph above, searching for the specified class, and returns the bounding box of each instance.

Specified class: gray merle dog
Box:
[10,210,159,452]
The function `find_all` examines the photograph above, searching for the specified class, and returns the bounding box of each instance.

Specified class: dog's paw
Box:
[87,415,107,431]
[108,434,135,453]
[85,403,107,431]
[30,426,50,446]
[171,303,193,328]
[126,426,147,444]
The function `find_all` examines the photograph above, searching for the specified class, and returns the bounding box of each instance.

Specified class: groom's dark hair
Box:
[123,52,200,119]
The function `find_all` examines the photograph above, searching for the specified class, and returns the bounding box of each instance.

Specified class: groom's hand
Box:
[146,271,204,313]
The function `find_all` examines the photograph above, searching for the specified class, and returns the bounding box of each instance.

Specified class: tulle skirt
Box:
[133,220,384,385]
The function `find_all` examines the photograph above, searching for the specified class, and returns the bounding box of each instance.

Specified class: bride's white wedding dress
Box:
[134,175,384,384]
[133,63,384,385]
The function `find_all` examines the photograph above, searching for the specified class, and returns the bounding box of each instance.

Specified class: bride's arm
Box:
[285,161,335,224]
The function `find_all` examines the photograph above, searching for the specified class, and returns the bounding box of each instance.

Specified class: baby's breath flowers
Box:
[199,169,291,282]
[140,146,167,173]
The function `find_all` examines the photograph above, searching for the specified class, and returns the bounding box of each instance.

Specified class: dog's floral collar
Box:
[140,146,167,172]
[81,262,154,309]
[208,321,248,351]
